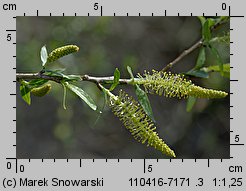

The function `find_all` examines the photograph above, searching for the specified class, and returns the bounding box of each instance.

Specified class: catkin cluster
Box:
[109,90,176,157]
[47,45,79,63]
[31,84,51,97]
[137,70,228,99]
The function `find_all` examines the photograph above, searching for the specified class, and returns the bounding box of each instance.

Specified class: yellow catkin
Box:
[137,70,228,99]
[188,85,227,98]
[31,84,51,97]
[47,45,79,63]
[109,90,176,158]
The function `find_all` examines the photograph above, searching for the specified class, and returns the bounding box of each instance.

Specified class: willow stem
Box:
[161,17,229,72]
[161,40,203,72]
[16,73,139,86]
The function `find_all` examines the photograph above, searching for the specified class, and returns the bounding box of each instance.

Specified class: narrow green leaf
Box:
[28,79,48,88]
[66,75,81,81]
[195,47,206,69]
[186,70,209,78]
[209,45,223,74]
[222,71,230,78]
[202,20,211,42]
[92,92,106,129]
[109,68,120,91]
[127,66,134,80]
[197,16,206,26]
[209,33,230,44]
[135,84,156,123]
[20,84,31,105]
[65,82,97,111]
[40,45,48,67]
[186,96,197,112]
[205,64,230,73]
[207,18,216,28]
[44,70,67,78]
[219,16,229,22]
[44,70,81,82]
[202,64,230,78]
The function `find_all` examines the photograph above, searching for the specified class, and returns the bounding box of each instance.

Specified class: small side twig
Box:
[161,39,203,72]
[161,17,229,72]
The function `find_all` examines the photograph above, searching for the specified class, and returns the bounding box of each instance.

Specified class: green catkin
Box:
[137,70,228,99]
[47,45,79,63]
[108,90,176,158]
[31,84,51,97]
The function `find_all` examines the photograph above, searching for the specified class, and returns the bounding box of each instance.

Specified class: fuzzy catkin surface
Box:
[137,70,228,99]
[31,84,51,97]
[109,90,176,157]
[47,45,79,63]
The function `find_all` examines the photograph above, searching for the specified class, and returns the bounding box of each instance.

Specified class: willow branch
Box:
[81,75,133,84]
[161,17,229,72]
[16,73,62,83]
[16,73,134,85]
[161,39,203,72]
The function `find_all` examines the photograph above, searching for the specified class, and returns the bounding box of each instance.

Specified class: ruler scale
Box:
[1,0,245,190]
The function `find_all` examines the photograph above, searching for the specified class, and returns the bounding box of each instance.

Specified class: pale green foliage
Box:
[210,31,230,44]
[109,68,120,91]
[20,84,31,105]
[202,64,230,78]
[108,89,176,158]
[137,70,228,99]
[40,45,48,66]
[64,82,97,111]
